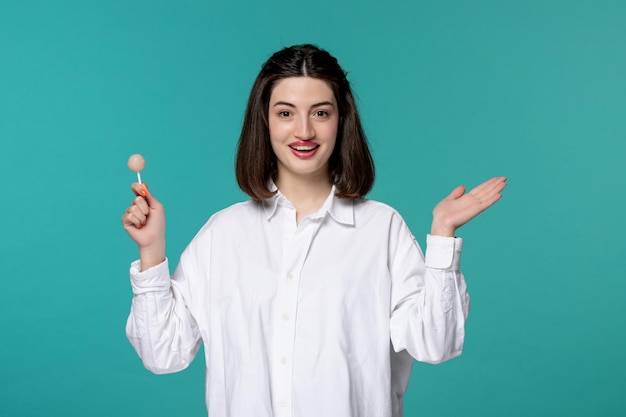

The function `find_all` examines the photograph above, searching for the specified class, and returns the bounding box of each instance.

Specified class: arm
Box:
[121,183,201,373]
[125,260,202,374]
[389,216,468,364]
[389,177,506,363]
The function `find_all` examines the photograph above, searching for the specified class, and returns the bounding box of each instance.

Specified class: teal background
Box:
[1,0,624,415]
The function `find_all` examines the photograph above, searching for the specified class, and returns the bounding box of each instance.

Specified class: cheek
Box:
[268,127,287,156]
[268,136,282,158]
[268,119,288,141]
[324,123,339,145]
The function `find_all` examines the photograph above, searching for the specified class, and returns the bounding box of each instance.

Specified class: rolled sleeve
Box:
[129,258,171,294]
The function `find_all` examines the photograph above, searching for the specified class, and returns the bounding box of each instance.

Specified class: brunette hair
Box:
[235,44,375,200]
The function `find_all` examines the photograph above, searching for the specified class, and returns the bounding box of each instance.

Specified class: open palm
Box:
[431,176,507,237]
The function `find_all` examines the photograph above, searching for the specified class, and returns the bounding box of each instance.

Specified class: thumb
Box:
[447,185,466,200]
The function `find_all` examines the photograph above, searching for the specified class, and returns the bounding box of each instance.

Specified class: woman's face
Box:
[268,76,338,184]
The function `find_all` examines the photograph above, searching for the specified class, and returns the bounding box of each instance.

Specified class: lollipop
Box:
[127,154,145,184]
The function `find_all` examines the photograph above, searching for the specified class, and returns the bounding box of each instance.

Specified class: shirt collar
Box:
[262,182,281,220]
[262,184,354,226]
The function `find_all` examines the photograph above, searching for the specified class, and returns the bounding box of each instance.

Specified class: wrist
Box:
[139,240,166,271]
[430,222,456,238]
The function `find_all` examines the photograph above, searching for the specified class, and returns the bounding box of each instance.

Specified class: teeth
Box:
[290,145,317,151]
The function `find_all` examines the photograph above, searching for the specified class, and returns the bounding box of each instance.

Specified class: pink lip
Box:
[288,141,319,159]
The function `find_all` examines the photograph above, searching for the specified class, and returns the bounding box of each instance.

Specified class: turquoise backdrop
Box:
[1,0,624,416]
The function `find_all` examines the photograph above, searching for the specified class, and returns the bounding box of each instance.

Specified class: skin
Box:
[121,76,507,270]
[431,176,507,237]
[122,183,166,270]
[268,77,338,223]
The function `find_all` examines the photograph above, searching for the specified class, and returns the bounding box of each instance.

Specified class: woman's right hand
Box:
[121,182,166,270]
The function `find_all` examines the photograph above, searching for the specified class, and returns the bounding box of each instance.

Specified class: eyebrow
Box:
[272,100,335,109]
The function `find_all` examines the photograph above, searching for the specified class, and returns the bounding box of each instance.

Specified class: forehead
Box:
[270,77,336,105]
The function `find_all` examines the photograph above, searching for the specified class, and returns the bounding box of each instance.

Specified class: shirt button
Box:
[281,357,287,365]
[282,313,289,321]
[287,272,293,280]
[279,400,286,408]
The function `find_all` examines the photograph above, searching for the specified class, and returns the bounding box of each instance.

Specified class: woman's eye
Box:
[315,110,329,117]
[278,111,291,118]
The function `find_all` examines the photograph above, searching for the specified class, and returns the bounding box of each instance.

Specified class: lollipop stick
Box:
[137,172,142,185]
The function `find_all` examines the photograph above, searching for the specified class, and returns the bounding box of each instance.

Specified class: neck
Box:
[275,172,333,223]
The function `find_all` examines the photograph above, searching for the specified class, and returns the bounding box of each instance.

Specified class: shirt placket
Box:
[272,209,318,416]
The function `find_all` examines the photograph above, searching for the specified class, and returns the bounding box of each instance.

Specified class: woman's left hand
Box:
[430,176,507,237]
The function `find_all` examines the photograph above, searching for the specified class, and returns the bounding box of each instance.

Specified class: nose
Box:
[294,115,314,140]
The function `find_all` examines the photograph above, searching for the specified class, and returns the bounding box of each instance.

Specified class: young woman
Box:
[121,44,506,417]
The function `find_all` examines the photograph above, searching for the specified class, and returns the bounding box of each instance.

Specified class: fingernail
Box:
[137,224,143,229]
[139,188,147,197]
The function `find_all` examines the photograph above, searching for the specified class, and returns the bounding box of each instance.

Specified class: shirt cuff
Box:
[424,235,463,270]
[129,258,171,294]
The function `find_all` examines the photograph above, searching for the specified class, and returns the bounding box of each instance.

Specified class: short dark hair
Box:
[235,44,375,200]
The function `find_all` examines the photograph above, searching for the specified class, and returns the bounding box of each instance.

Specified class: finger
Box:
[479,177,507,199]
[131,182,148,198]
[122,212,144,228]
[470,177,506,200]
[446,185,466,200]
[474,184,505,212]
[133,195,150,216]
[478,192,504,211]
[127,204,148,225]
[469,176,501,195]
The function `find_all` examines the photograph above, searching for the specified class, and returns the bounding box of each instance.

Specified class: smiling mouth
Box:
[289,144,319,152]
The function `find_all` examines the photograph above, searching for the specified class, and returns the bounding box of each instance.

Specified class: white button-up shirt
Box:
[126,187,469,417]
